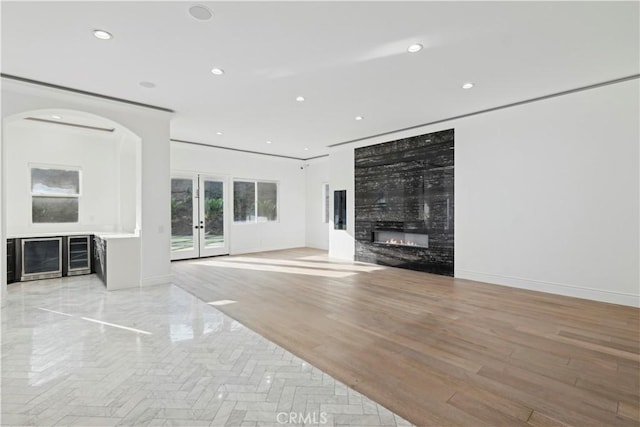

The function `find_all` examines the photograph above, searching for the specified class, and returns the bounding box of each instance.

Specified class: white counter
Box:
[94,232,139,239]
[7,231,139,239]
[93,234,141,290]
[7,231,95,239]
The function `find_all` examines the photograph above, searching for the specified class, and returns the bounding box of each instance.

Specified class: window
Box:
[31,167,80,223]
[234,180,278,223]
[233,181,255,222]
[334,190,347,230]
[322,183,330,223]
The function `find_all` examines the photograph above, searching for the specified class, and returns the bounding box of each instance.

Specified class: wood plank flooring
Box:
[171,248,640,426]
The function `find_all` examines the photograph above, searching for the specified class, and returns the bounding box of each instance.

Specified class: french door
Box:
[171,174,229,260]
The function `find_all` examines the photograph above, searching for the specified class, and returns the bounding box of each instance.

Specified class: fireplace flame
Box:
[385,239,417,246]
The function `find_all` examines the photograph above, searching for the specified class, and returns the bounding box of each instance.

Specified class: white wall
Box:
[328,79,639,307]
[116,133,140,233]
[304,157,330,250]
[5,120,119,236]
[170,142,306,254]
[328,147,355,260]
[1,79,172,296]
[1,109,5,306]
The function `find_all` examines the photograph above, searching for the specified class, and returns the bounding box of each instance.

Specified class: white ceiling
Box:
[2,1,638,159]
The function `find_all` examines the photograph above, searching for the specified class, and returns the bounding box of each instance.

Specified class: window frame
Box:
[322,182,330,223]
[232,179,279,224]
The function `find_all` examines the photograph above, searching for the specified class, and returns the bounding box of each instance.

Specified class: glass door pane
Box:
[171,177,198,260]
[68,236,90,270]
[203,180,224,248]
[200,177,229,257]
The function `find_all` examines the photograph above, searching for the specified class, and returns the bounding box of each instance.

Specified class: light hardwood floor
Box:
[172,248,640,426]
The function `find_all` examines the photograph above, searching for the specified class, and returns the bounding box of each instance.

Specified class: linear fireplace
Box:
[373,230,428,248]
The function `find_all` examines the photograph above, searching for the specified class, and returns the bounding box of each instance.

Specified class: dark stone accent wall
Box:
[354,129,454,276]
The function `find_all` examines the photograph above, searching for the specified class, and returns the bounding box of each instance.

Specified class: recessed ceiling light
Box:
[355,116,364,121]
[211,68,224,75]
[216,131,223,135]
[51,115,62,120]
[407,43,423,53]
[462,82,474,89]
[296,96,305,102]
[139,81,155,88]
[266,140,272,144]
[304,147,309,151]
[188,4,213,21]
[93,30,112,40]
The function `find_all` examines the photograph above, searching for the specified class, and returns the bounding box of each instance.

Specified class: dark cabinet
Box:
[7,239,16,284]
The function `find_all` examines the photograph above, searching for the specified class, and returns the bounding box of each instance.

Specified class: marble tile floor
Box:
[1,275,412,427]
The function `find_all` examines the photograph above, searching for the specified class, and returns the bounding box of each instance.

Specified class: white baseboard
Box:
[304,242,329,251]
[455,269,639,308]
[140,274,172,287]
